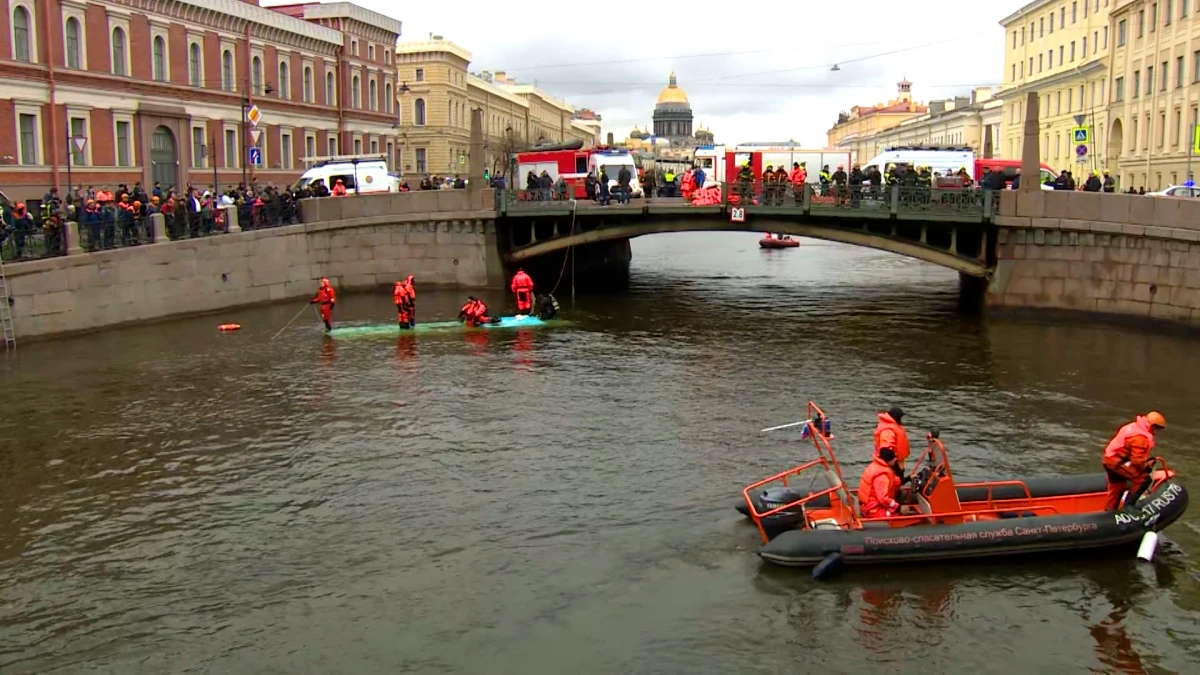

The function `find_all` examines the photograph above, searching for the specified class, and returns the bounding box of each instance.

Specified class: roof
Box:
[266,2,401,38]
[396,39,472,63]
[656,72,689,106]
[192,0,344,45]
[998,0,1061,27]
[466,73,530,108]
[504,84,574,113]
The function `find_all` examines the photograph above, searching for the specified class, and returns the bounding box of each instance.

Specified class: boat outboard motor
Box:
[755,486,808,516]
[538,294,560,320]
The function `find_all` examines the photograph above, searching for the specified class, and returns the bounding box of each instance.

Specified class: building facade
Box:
[0,0,403,201]
[826,79,928,158]
[1105,0,1200,191]
[394,38,597,179]
[849,90,1004,164]
[997,0,1113,174]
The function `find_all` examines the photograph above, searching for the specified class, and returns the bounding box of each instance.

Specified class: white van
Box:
[294,155,399,194]
[590,149,643,198]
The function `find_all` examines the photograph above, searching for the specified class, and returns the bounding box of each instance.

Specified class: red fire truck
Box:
[514,143,644,198]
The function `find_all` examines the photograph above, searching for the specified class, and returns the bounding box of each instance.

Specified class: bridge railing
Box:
[501,182,1000,221]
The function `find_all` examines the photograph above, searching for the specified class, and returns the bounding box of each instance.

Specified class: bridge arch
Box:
[503,217,990,277]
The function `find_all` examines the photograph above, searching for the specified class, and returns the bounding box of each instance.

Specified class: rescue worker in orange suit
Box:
[402,274,415,327]
[311,277,336,332]
[1102,412,1166,510]
[858,448,903,518]
[459,296,491,327]
[331,178,348,197]
[874,407,911,472]
[511,268,534,314]
[393,279,411,328]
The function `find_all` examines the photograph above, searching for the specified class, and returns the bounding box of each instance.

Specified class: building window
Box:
[1134,70,1141,98]
[304,66,313,102]
[1029,56,1034,73]
[1021,27,1025,46]
[1012,31,1017,49]
[189,43,202,86]
[386,141,394,170]
[1056,91,1061,115]
[153,36,167,81]
[222,49,234,91]
[1067,88,1073,112]
[326,71,336,104]
[1058,46,1064,65]
[69,116,87,166]
[385,82,393,113]
[1012,63,1016,81]
[1070,42,1075,62]
[1079,84,1084,110]
[1072,1,1077,22]
[1167,0,1174,24]
[1039,53,1043,71]
[18,113,38,165]
[415,68,424,82]
[192,126,206,168]
[354,138,362,154]
[351,39,358,56]
[1103,25,1108,49]
[416,148,426,173]
[1049,14,1054,32]
[369,79,378,111]
[1161,61,1168,90]
[13,6,32,62]
[305,134,315,160]
[224,129,237,168]
[414,98,425,125]
[385,51,391,65]
[370,139,378,154]
[1173,109,1181,146]
[281,132,292,169]
[368,44,375,61]
[1115,76,1125,101]
[112,27,127,76]
[65,17,81,69]
[328,136,337,155]
[116,120,132,166]
[252,56,263,95]
[279,62,290,99]
[1152,3,1158,30]
[1138,10,1145,37]
[1185,0,1191,18]
[1160,113,1166,146]
[1060,7,1065,25]
[1147,66,1154,94]
[351,75,360,108]
[1119,19,1128,45]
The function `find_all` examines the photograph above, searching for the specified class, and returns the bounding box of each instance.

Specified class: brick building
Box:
[0,0,402,201]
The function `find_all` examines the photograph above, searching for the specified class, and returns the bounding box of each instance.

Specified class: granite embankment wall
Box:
[6,190,504,340]
[990,190,1200,326]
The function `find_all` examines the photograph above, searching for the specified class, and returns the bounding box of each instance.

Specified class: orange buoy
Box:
[218,323,241,332]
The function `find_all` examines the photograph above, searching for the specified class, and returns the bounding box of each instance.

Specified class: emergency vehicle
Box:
[692,145,855,187]
[514,144,644,198]
[293,153,399,194]
[863,146,1057,186]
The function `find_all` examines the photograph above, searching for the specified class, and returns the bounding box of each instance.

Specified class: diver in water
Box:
[536,293,560,320]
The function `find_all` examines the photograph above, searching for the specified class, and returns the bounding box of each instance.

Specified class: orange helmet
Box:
[1146,411,1166,429]
[132,201,142,209]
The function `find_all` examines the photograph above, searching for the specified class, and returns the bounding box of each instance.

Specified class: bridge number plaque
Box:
[730,206,746,223]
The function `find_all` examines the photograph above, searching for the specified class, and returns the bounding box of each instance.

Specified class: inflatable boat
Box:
[329,315,552,339]
[759,235,800,249]
[742,402,1189,574]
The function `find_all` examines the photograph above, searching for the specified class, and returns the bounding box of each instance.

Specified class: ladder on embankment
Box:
[0,258,15,351]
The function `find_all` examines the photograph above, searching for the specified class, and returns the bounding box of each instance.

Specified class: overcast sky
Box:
[273,1,1033,145]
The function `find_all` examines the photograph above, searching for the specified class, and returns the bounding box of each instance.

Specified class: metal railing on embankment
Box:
[500,182,1002,222]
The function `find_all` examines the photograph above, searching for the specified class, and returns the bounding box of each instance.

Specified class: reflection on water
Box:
[0,232,1197,673]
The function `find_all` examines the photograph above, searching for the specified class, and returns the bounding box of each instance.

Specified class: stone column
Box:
[149,213,167,242]
[65,221,83,255]
[223,205,241,233]
[1020,91,1040,192]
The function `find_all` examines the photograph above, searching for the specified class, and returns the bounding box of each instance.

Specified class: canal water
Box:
[1,232,1198,673]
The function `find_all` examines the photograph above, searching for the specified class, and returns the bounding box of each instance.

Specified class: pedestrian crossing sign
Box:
[1072,127,1090,144]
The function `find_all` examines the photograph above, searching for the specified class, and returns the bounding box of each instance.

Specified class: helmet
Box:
[320,277,330,286]
[1146,411,1166,429]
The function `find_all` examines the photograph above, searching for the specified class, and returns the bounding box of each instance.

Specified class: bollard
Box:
[149,213,167,242]
[223,205,241,233]
[65,220,84,255]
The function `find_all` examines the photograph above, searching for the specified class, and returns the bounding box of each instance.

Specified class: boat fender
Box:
[812,552,844,580]
[218,323,241,332]
[1137,532,1159,562]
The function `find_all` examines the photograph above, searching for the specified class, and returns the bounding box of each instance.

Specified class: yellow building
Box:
[997,0,1113,173]
[854,89,1003,162]
[826,79,928,158]
[395,38,598,178]
[1105,0,1200,190]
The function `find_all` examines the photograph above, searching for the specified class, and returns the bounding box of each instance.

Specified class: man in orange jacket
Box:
[402,274,415,327]
[311,277,336,332]
[1102,412,1165,510]
[874,407,911,470]
[331,178,348,197]
[511,268,534,314]
[858,449,903,518]
[393,279,411,328]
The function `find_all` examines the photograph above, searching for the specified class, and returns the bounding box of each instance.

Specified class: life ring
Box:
[218,323,241,332]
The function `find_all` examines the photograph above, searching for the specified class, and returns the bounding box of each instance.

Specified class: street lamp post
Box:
[393,82,410,175]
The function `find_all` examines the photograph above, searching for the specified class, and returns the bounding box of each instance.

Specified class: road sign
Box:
[1074,114,1087,126]
[1072,126,1090,143]
[249,128,263,146]
[248,146,262,166]
[458,153,466,165]
[1076,144,1088,157]
[70,135,87,154]
[730,206,746,223]
[246,104,262,127]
